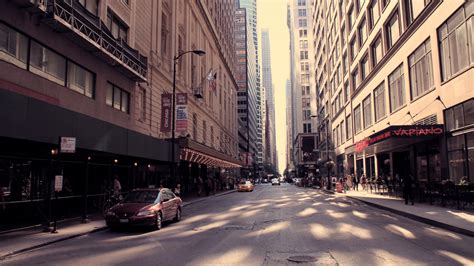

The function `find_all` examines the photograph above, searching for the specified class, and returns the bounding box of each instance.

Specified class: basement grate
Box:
[263,251,338,265]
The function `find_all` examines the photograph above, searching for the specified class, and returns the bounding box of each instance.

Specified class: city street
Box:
[3,184,474,265]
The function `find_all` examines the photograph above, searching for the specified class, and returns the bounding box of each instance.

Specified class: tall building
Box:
[0,0,242,231]
[286,79,294,172]
[311,0,473,184]
[235,7,258,176]
[238,0,263,173]
[261,29,278,169]
[288,0,318,177]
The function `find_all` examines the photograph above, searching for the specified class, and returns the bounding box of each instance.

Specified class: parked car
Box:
[271,178,281,186]
[105,188,182,230]
[238,181,254,192]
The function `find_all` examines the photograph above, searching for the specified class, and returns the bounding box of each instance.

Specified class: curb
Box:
[0,226,108,261]
[347,196,474,238]
[182,189,237,207]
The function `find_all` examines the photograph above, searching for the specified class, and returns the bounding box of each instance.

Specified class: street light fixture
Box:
[170,49,206,181]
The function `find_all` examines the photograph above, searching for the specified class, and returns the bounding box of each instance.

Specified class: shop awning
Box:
[179,138,243,169]
[355,125,444,154]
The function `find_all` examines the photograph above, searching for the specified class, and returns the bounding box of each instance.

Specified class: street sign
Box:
[54,175,63,192]
[60,137,76,153]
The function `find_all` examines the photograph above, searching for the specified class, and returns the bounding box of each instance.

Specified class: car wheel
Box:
[174,208,182,222]
[155,212,163,230]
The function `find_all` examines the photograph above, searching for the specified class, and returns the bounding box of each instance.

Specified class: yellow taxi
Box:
[237,180,254,192]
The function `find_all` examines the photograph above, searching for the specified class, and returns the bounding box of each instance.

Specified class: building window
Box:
[106,83,129,113]
[343,53,348,74]
[341,120,346,143]
[137,88,146,121]
[371,34,383,66]
[344,82,350,103]
[301,74,310,83]
[369,0,381,29]
[359,17,367,46]
[298,0,306,6]
[30,40,66,85]
[386,11,400,50]
[299,19,307,27]
[79,0,99,16]
[405,0,430,26]
[346,114,353,139]
[352,67,360,89]
[302,98,311,107]
[191,113,197,140]
[202,120,207,144]
[67,61,94,98]
[303,123,312,133]
[388,64,405,112]
[363,95,372,128]
[0,23,28,69]
[298,9,307,16]
[300,40,308,49]
[354,105,362,133]
[438,4,474,82]
[299,29,308,37]
[348,6,355,28]
[350,37,357,61]
[361,54,369,80]
[374,82,386,122]
[106,11,128,42]
[303,109,312,120]
[409,38,434,99]
[300,51,308,60]
[341,25,346,45]
[444,100,474,184]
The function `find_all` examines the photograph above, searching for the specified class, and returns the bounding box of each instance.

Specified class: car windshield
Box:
[123,190,159,203]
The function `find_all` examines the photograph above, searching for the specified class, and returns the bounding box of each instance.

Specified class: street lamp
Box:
[171,49,206,181]
[311,114,332,190]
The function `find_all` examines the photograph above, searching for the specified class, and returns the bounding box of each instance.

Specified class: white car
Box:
[271,178,280,186]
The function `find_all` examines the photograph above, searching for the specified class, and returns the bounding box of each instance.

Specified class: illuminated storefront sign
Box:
[355,125,444,153]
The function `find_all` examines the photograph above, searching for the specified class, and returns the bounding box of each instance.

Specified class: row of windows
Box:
[0,23,132,113]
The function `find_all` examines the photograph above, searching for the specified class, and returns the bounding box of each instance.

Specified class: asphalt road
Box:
[4,184,474,265]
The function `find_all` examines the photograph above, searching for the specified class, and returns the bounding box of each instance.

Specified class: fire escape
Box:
[11,0,148,82]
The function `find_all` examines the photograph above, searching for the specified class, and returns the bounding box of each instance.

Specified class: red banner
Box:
[160,94,172,132]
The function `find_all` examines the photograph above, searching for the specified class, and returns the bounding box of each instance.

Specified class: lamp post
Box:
[171,50,206,182]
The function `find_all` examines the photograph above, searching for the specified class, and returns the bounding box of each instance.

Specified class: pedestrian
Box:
[402,174,414,205]
[205,178,212,196]
[197,176,203,196]
[352,174,359,191]
[173,184,181,197]
[113,175,122,196]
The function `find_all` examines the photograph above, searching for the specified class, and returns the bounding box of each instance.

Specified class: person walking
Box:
[402,174,414,205]
[113,175,122,196]
[352,174,359,191]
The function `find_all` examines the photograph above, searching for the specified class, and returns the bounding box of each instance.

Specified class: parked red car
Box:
[105,188,182,230]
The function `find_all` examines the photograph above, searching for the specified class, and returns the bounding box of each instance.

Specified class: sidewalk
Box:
[339,190,474,237]
[0,189,236,260]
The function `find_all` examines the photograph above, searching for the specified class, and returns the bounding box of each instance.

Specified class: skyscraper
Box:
[238,0,263,174]
[261,29,278,170]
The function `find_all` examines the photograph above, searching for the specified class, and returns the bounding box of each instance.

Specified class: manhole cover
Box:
[288,256,317,263]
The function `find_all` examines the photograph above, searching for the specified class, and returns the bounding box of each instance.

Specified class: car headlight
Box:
[137,210,154,217]
[106,211,116,216]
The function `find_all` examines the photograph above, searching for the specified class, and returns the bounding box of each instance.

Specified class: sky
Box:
[257,0,290,173]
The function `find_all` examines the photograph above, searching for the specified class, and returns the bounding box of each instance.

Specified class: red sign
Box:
[160,94,172,132]
[392,126,443,137]
[355,125,444,153]
[355,138,369,153]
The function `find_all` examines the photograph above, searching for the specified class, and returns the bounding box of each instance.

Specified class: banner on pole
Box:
[160,94,172,132]
[175,93,188,133]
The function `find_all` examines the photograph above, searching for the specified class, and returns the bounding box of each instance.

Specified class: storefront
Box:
[352,124,445,184]
[444,98,474,184]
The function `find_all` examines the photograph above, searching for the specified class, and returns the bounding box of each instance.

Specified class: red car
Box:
[105,188,182,230]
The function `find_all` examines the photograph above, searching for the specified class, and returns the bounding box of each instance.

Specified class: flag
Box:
[208,72,217,91]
